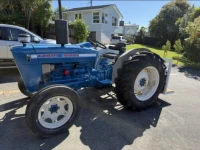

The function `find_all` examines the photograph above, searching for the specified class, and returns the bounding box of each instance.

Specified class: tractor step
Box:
[162,88,174,95]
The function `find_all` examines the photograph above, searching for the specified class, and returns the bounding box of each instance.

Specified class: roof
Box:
[66,4,112,12]
[65,4,123,18]
[124,24,139,27]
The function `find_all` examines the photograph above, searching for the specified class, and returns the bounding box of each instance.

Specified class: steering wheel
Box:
[88,38,107,49]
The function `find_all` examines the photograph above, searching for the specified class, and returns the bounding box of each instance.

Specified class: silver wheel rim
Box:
[38,96,73,129]
[134,66,160,101]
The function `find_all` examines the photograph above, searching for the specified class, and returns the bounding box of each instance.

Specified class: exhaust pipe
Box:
[55,0,69,46]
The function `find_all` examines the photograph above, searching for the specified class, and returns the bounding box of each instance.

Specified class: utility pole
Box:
[58,0,62,19]
[90,0,92,6]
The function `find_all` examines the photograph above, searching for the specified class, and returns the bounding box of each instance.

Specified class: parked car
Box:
[110,36,127,45]
[0,24,56,67]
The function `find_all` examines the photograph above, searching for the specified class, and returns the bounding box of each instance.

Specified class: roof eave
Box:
[111,4,123,18]
[63,8,103,14]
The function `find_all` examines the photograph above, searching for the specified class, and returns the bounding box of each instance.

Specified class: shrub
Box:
[184,16,200,63]
[69,19,89,43]
[162,40,171,57]
[173,39,183,64]
[184,42,200,63]
[174,39,183,53]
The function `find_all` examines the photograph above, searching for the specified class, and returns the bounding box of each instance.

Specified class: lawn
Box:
[126,44,200,69]
[126,44,181,64]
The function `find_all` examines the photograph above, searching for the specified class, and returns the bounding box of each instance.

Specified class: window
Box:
[93,12,100,23]
[75,14,82,19]
[102,12,108,24]
[5,28,27,41]
[112,17,117,26]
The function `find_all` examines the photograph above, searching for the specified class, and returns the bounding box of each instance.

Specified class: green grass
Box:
[126,44,181,64]
[126,44,200,69]
[127,44,188,66]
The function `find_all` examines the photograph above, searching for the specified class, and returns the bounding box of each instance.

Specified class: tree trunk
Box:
[40,27,44,38]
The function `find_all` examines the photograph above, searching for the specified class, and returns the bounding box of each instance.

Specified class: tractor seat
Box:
[102,53,118,59]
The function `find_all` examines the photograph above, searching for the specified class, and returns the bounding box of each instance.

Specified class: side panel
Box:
[11,45,42,92]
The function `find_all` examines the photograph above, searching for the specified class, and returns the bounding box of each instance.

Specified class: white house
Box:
[124,23,139,36]
[55,4,124,44]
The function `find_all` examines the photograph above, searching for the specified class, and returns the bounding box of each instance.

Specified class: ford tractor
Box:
[10,0,173,137]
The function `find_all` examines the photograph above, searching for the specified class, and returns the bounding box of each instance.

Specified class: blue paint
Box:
[11,42,113,93]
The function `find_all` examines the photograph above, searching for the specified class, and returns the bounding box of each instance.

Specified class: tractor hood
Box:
[11,42,98,92]
[30,42,98,64]
[40,39,57,44]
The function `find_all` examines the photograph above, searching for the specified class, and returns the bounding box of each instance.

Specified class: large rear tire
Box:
[26,85,80,137]
[115,51,166,110]
[18,77,33,97]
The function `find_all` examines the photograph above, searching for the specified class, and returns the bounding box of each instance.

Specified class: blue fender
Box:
[112,48,151,82]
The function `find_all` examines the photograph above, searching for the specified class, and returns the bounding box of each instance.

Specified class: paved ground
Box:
[0,67,200,150]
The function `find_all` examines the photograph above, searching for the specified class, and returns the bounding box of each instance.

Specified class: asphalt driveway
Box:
[0,67,200,150]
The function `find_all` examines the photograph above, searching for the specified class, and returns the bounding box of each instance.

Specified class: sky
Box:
[51,0,200,28]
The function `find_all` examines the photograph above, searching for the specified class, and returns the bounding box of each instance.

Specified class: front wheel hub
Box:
[38,96,74,129]
[49,104,60,114]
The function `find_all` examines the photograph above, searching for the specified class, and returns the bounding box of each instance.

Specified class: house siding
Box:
[56,5,123,44]
[100,6,122,44]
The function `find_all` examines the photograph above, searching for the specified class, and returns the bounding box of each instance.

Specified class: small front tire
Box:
[26,85,80,137]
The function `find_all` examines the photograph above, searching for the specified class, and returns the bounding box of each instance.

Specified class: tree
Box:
[191,7,200,21]
[149,0,190,46]
[33,0,53,37]
[21,0,40,29]
[0,0,54,37]
[0,0,24,26]
[54,6,67,14]
[138,26,147,44]
[179,5,195,42]
[183,16,200,62]
[139,26,146,38]
[173,39,183,63]
[162,40,171,57]
[69,19,89,43]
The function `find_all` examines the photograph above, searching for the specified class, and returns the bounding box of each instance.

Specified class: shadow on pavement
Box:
[0,87,171,150]
[0,68,20,83]
[0,98,68,150]
[177,66,200,81]
[76,87,171,150]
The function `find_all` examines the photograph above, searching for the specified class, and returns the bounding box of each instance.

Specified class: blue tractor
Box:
[11,1,173,137]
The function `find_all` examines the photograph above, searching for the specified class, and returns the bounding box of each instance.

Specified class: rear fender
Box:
[112,48,150,82]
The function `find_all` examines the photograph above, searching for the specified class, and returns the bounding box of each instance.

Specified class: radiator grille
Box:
[42,64,51,82]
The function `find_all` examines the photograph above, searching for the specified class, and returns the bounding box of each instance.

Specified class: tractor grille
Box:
[42,64,52,82]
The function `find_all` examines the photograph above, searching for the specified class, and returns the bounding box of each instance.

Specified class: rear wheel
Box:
[18,77,33,97]
[26,85,80,137]
[115,51,166,110]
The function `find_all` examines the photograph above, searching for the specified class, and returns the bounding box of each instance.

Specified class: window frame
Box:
[93,12,100,24]
[102,12,108,24]
[75,13,82,20]
[112,17,118,26]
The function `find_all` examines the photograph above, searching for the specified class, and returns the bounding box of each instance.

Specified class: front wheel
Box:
[115,51,166,110]
[26,85,80,137]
